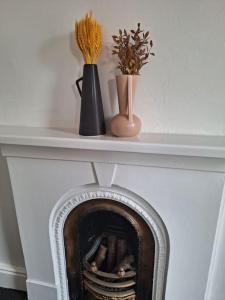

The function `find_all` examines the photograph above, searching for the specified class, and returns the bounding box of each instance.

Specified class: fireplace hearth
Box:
[64,199,155,300]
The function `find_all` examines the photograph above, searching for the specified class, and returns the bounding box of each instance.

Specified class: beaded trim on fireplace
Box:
[49,187,169,300]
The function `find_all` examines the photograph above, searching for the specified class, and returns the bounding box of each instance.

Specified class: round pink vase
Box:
[111,75,141,137]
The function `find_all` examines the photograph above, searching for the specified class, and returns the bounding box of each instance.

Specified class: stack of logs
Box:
[83,235,136,300]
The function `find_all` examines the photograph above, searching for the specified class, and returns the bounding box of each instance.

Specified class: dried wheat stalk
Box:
[75,12,102,64]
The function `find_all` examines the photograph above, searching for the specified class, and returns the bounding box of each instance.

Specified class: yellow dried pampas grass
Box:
[75,12,102,64]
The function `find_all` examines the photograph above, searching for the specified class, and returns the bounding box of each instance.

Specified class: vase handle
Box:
[76,77,83,97]
[128,76,133,123]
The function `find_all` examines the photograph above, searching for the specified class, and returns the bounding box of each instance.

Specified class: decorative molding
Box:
[0,262,26,291]
[93,162,117,187]
[49,186,169,300]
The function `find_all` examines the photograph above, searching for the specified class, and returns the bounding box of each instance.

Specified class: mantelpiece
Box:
[1,125,225,300]
[1,125,225,158]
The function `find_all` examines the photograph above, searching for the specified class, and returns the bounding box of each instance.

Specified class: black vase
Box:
[76,64,106,136]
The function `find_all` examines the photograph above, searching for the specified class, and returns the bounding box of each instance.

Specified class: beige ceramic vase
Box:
[111,75,141,137]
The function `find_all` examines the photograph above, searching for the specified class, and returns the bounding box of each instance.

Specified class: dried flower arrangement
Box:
[75,12,102,64]
[112,23,155,75]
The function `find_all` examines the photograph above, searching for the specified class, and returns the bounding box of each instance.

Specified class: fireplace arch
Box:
[49,187,169,300]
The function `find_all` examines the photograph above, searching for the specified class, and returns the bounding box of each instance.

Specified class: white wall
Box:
[0,0,225,134]
[0,0,225,291]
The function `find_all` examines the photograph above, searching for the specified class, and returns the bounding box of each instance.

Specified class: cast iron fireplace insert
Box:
[64,199,155,300]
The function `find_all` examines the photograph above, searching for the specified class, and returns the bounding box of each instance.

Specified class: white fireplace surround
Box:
[1,126,225,300]
[49,187,169,300]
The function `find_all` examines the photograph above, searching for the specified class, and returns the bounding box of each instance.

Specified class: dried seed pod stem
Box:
[112,23,155,75]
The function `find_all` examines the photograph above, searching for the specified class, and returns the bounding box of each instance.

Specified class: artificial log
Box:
[94,244,108,269]
[106,235,117,272]
[116,239,128,265]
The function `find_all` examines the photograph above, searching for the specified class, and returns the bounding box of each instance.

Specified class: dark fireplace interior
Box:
[64,199,155,300]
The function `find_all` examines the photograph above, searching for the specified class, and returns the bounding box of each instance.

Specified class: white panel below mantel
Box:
[6,158,95,284]
[114,164,225,300]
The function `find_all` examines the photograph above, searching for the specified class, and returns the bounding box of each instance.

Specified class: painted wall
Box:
[0,0,225,134]
[0,0,225,290]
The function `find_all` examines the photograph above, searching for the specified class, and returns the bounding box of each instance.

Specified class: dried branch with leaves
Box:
[112,23,155,75]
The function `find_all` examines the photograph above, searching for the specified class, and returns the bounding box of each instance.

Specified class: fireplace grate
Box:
[83,234,136,300]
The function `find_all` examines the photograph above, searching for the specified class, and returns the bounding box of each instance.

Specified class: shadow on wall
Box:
[38,32,119,133]
[0,155,25,268]
[98,41,119,131]
[38,33,83,133]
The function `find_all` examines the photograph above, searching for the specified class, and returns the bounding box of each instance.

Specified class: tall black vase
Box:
[76,64,106,136]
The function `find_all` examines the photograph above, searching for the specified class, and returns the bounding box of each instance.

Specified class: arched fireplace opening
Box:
[64,199,155,300]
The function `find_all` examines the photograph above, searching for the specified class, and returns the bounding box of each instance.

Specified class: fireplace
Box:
[2,127,224,300]
[50,189,169,300]
[64,199,155,300]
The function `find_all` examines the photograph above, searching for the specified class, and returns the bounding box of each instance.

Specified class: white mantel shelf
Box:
[0,125,225,158]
